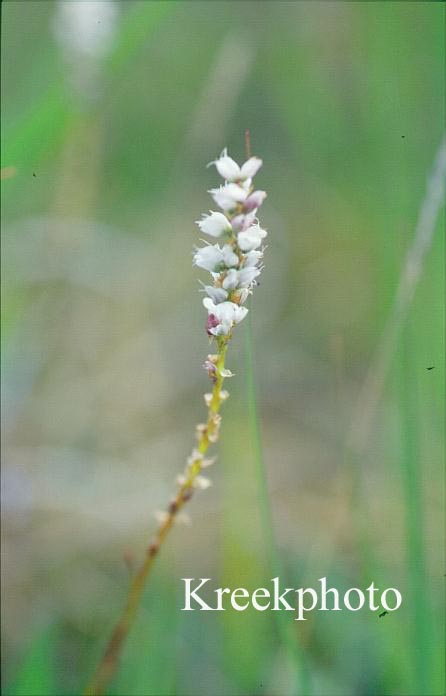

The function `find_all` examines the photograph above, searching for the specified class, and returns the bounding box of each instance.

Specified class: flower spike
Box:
[195,146,267,336]
[85,142,268,696]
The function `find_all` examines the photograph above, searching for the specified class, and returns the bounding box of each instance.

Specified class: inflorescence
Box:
[194,148,267,338]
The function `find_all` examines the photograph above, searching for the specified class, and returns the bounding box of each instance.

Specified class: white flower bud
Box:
[231,210,257,232]
[203,298,248,335]
[187,449,203,467]
[193,245,224,272]
[195,146,267,339]
[221,267,261,291]
[194,476,212,490]
[209,149,262,183]
[243,249,263,267]
[203,286,228,303]
[237,224,267,251]
[238,266,261,286]
[194,243,238,272]
[209,183,248,211]
[196,211,231,238]
[221,244,239,268]
[201,456,216,468]
[222,269,240,291]
[209,148,241,181]
[240,156,263,179]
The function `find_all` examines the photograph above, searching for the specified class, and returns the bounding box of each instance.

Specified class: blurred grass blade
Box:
[107,1,174,75]
[7,625,56,696]
[244,307,311,695]
[1,1,176,197]
[349,136,446,454]
[400,323,431,694]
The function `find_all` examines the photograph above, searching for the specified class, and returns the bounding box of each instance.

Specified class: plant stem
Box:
[85,336,230,696]
[244,311,311,695]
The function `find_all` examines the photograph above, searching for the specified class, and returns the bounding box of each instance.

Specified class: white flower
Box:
[237,266,261,286]
[240,156,263,179]
[194,476,212,490]
[209,149,241,181]
[209,183,248,211]
[194,244,239,272]
[234,288,250,304]
[203,286,228,303]
[194,245,224,272]
[196,211,231,238]
[221,269,239,291]
[200,456,216,468]
[222,267,261,291]
[209,149,263,182]
[237,224,267,251]
[243,249,263,267]
[195,146,267,338]
[220,244,239,268]
[203,299,248,335]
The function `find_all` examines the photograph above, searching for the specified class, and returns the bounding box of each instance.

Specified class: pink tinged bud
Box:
[206,313,220,336]
[203,298,249,336]
[203,359,218,383]
[230,214,245,232]
[240,156,263,179]
[231,210,257,233]
[196,211,231,238]
[244,190,267,212]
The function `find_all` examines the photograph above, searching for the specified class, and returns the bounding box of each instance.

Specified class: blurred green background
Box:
[1,2,444,695]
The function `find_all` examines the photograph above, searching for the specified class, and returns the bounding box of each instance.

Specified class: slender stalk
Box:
[348,135,445,455]
[85,336,230,696]
[244,312,311,696]
[86,139,267,695]
[400,322,430,693]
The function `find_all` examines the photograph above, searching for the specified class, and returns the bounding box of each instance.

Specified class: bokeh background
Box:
[1,2,444,695]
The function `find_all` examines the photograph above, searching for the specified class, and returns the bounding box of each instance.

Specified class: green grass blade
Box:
[244,305,311,696]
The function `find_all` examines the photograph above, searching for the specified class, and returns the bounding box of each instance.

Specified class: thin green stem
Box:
[244,308,311,695]
[400,323,430,693]
[85,336,230,696]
